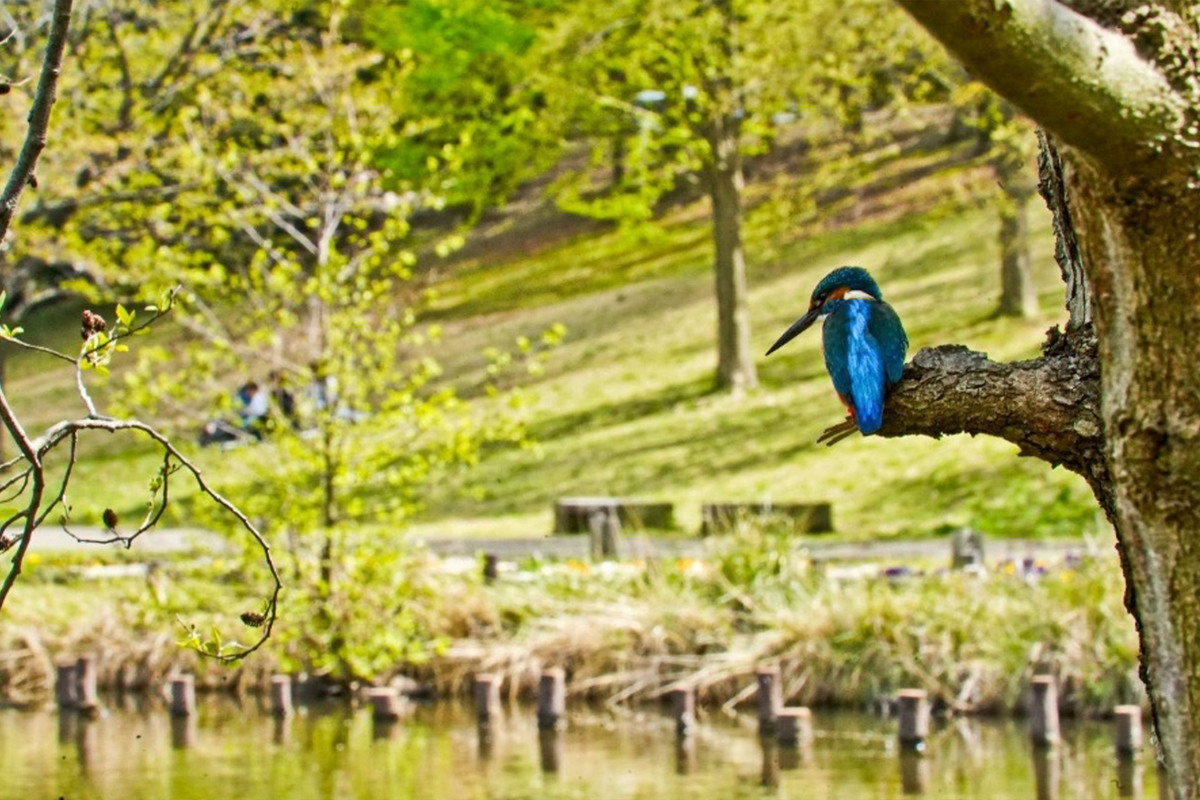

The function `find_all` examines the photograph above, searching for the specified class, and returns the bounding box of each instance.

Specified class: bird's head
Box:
[766,266,883,356]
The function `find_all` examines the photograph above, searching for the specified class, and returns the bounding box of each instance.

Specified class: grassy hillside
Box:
[2,147,1104,545]
[403,191,1101,541]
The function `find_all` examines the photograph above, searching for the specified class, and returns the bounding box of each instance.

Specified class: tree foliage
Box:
[0,0,280,658]
[98,10,561,680]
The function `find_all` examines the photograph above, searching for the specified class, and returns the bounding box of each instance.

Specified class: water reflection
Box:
[1032,745,1060,800]
[1116,757,1144,799]
[538,728,562,774]
[0,699,1164,800]
[899,750,927,794]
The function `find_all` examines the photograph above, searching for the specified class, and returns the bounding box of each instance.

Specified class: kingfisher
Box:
[766,266,908,445]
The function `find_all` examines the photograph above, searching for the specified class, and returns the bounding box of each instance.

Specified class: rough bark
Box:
[1035,129,1091,329]
[708,113,757,394]
[876,327,1109,514]
[889,2,1200,796]
[1069,155,1200,800]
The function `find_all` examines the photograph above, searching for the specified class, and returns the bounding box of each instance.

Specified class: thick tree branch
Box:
[893,0,1190,169]
[875,326,1112,518]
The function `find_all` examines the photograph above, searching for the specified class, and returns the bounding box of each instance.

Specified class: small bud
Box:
[81,309,107,339]
[26,173,36,189]
[240,611,266,627]
[0,83,11,95]
[102,508,119,529]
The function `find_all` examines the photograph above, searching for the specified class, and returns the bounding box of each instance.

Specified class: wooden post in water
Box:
[1029,676,1061,747]
[74,656,99,712]
[776,707,813,748]
[168,675,196,717]
[668,686,695,737]
[271,675,294,717]
[756,667,783,735]
[55,662,77,710]
[475,673,502,727]
[1115,705,1143,757]
[896,689,930,750]
[482,553,499,584]
[365,687,405,728]
[537,668,566,731]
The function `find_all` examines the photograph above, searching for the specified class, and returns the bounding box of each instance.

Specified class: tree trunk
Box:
[705,0,756,396]
[1069,156,1200,799]
[611,135,626,187]
[886,3,1200,795]
[708,113,757,394]
[995,195,1037,318]
[994,158,1038,318]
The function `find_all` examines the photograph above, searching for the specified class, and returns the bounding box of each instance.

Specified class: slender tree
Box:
[866,3,1200,794]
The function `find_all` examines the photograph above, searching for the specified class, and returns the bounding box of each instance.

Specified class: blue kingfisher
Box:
[766,266,908,445]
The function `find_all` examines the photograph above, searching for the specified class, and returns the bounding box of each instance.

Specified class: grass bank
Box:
[2,530,1139,717]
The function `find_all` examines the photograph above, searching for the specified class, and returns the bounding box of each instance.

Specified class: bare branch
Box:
[8,413,284,660]
[0,0,73,241]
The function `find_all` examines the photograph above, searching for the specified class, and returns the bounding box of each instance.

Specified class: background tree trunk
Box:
[994,158,1038,318]
[708,113,757,394]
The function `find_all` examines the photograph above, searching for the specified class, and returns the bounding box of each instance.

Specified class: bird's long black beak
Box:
[765,307,820,355]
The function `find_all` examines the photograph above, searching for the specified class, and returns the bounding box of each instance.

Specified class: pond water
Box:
[0,696,1162,800]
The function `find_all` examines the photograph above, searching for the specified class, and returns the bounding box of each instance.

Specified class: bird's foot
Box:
[817,416,859,447]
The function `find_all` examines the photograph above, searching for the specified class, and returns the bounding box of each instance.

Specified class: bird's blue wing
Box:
[868,300,908,387]
[825,302,887,434]
[821,311,855,407]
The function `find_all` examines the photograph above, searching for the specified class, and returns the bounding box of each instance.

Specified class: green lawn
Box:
[405,191,1099,540]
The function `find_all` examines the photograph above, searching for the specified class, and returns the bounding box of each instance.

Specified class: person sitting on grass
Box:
[198,380,271,447]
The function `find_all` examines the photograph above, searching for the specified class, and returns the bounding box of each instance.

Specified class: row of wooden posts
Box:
[55,660,1144,757]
